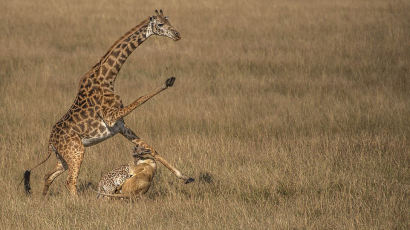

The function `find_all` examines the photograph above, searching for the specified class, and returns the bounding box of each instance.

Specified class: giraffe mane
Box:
[96,17,150,70]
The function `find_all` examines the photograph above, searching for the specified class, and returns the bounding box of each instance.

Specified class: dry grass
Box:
[1,0,409,229]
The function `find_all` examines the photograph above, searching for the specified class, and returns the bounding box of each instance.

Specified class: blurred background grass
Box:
[0,0,409,229]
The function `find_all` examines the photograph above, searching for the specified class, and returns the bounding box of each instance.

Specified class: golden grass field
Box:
[0,0,409,229]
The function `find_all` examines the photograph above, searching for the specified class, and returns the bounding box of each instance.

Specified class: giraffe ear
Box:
[160,9,164,16]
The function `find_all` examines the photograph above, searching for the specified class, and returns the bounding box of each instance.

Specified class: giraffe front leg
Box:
[105,77,176,123]
[120,124,194,184]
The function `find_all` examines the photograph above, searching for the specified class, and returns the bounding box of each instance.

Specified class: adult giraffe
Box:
[23,9,194,196]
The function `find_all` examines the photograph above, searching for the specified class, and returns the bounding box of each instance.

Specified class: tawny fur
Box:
[97,157,156,199]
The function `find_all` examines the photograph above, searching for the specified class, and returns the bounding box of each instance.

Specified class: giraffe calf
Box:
[96,153,156,199]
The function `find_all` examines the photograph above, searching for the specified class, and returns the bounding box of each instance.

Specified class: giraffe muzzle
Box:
[173,31,181,41]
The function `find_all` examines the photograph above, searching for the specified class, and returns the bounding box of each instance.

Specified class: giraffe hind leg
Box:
[46,136,85,196]
[43,160,66,196]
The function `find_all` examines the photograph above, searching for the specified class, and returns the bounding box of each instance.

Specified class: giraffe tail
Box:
[23,170,31,194]
[18,144,54,194]
[18,169,34,195]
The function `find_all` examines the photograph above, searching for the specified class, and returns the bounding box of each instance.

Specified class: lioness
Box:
[96,153,156,199]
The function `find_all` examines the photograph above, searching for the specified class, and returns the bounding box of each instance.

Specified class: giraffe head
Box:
[147,9,181,41]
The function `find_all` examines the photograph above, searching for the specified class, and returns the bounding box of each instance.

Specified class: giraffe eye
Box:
[158,23,164,27]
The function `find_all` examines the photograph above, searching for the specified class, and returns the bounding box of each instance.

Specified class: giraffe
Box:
[23,9,194,196]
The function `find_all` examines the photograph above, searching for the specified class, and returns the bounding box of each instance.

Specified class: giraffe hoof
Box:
[185,177,195,184]
[165,77,176,87]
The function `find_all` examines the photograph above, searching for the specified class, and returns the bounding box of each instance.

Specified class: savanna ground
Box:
[0,0,409,229]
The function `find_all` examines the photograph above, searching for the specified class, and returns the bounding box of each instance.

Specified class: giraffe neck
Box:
[94,18,153,88]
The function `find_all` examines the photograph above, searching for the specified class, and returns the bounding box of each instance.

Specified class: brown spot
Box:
[107,58,115,66]
[87,98,94,106]
[78,122,85,132]
[113,101,123,108]
[137,38,142,45]
[86,119,93,127]
[91,86,100,92]
[73,113,80,121]
[92,121,100,128]
[92,78,99,84]
[99,125,106,132]
[80,110,88,119]
[114,63,121,72]
[78,89,86,96]
[62,121,69,128]
[111,50,121,58]
[85,80,92,89]
[93,95,101,104]
[120,53,127,59]
[130,42,136,49]
[105,98,114,105]
[125,47,132,55]
[118,58,126,65]
[75,99,85,106]
[90,130,98,137]
[88,108,95,117]
[73,107,82,113]
[66,116,73,123]
[101,65,108,75]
